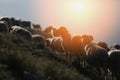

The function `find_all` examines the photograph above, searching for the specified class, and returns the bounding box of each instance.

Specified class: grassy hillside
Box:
[0,33,92,80]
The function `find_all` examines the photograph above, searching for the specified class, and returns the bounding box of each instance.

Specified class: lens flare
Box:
[71,1,84,13]
[31,0,118,44]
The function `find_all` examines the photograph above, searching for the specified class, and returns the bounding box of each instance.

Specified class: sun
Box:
[73,2,84,13]
[67,1,85,14]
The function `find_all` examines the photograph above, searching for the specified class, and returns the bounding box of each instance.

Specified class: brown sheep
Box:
[70,35,83,64]
[61,33,71,58]
[56,27,71,58]
[33,24,41,30]
[43,26,56,38]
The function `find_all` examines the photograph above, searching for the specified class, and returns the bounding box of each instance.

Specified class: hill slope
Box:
[0,33,91,80]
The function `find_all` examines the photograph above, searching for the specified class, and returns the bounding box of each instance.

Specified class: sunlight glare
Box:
[72,2,84,13]
[32,0,118,44]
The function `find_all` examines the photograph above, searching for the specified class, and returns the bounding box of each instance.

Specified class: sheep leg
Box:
[65,51,69,60]
[103,66,109,80]
[116,73,120,80]
[111,72,116,80]
[96,67,102,80]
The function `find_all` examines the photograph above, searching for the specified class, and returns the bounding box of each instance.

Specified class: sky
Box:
[0,0,120,46]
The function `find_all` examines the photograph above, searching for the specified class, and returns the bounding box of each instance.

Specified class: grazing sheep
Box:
[46,37,64,53]
[0,17,12,31]
[22,21,31,29]
[51,37,64,53]
[31,25,43,36]
[10,17,31,29]
[10,26,32,40]
[44,26,59,37]
[108,49,120,80]
[46,38,51,47]
[43,26,55,34]
[85,43,108,80]
[70,36,82,55]
[0,21,9,33]
[33,24,41,30]
[81,35,94,56]
[10,17,16,25]
[55,27,71,57]
[52,28,60,37]
[43,26,55,38]
[57,26,69,36]
[32,34,46,49]
[69,35,84,67]
[44,26,71,57]
[61,33,71,58]
[110,43,120,50]
[0,17,11,27]
[44,26,66,53]
[70,35,83,60]
[10,17,22,27]
[81,35,94,63]
[97,41,110,51]
[81,35,93,47]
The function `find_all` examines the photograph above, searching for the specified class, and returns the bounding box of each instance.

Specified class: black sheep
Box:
[0,21,9,33]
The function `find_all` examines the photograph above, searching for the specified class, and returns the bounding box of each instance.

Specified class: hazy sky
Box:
[0,0,120,46]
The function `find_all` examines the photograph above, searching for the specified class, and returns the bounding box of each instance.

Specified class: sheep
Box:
[10,17,16,26]
[31,24,45,37]
[45,37,64,53]
[110,43,120,50]
[51,37,64,53]
[43,26,55,34]
[10,17,32,29]
[57,26,69,36]
[0,17,31,31]
[33,24,41,30]
[45,38,53,47]
[97,41,110,51]
[32,34,46,49]
[108,49,120,80]
[10,26,32,40]
[22,21,31,29]
[54,27,71,58]
[0,17,12,32]
[44,26,65,53]
[61,33,71,58]
[80,35,94,65]
[0,17,11,27]
[10,17,22,27]
[0,21,9,33]
[81,35,94,56]
[81,35,94,47]
[70,35,83,62]
[43,26,55,38]
[85,43,109,80]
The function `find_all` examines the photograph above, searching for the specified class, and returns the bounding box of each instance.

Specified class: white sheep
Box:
[10,26,32,40]
[85,43,108,80]
[108,49,120,80]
